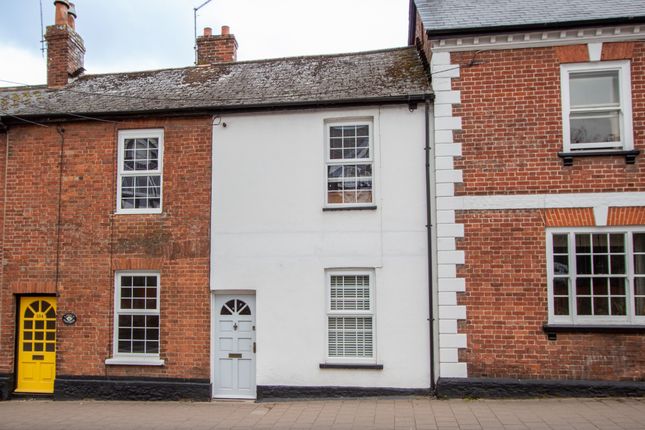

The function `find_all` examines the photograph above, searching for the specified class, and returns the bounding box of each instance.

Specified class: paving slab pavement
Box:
[0,397,644,430]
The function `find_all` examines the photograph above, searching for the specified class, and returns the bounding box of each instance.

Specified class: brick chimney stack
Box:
[196,26,238,65]
[45,0,85,88]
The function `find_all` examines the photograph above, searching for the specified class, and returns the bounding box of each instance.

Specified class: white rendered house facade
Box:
[210,104,433,398]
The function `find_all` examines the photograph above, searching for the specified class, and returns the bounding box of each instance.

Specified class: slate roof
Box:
[414,0,645,35]
[0,47,431,120]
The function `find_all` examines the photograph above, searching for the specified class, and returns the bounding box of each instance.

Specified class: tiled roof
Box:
[414,0,645,34]
[0,47,431,119]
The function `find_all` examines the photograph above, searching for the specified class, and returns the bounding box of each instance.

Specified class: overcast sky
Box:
[0,0,411,87]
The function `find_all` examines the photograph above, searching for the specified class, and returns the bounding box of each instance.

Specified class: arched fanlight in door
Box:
[220,299,251,315]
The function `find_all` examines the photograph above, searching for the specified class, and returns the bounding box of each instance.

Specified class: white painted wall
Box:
[211,105,430,389]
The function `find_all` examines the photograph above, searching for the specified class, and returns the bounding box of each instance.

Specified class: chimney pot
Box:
[54,0,70,26]
[67,3,77,29]
[221,25,230,36]
[203,27,212,36]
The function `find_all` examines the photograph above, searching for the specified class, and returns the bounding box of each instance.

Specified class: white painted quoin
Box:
[210,105,431,396]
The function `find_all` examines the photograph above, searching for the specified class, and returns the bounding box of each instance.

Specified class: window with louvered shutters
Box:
[327,272,374,359]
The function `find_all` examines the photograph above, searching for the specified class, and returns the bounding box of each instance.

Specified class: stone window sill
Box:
[105,357,165,366]
[557,150,640,166]
[319,363,383,370]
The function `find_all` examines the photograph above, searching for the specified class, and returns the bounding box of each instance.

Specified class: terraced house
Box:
[1,0,644,402]
[411,0,645,396]
[0,1,434,400]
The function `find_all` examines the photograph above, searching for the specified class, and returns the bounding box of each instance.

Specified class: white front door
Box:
[214,294,256,399]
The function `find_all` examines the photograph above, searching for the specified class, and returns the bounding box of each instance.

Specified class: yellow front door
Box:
[15,297,57,393]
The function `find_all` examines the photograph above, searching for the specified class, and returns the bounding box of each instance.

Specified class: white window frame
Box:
[105,271,164,366]
[546,227,645,326]
[324,120,375,208]
[560,60,633,152]
[116,129,164,214]
[325,269,376,364]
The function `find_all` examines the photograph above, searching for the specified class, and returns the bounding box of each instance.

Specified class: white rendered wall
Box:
[211,105,430,389]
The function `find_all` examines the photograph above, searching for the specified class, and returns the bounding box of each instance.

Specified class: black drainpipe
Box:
[424,97,435,393]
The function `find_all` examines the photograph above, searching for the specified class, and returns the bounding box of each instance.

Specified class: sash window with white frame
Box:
[560,61,633,152]
[547,229,645,325]
[326,271,375,362]
[326,121,373,207]
[117,129,163,214]
[107,272,162,365]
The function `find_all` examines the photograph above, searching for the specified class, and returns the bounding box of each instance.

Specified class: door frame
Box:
[210,290,257,399]
[14,294,58,394]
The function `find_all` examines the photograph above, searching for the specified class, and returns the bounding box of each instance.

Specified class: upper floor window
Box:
[326,121,373,207]
[560,61,633,152]
[117,129,163,214]
[547,229,645,325]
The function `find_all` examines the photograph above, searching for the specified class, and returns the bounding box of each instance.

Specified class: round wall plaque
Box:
[62,313,77,325]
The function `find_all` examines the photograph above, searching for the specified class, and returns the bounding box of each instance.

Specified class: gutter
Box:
[0,94,433,125]
[424,96,435,392]
[425,16,645,38]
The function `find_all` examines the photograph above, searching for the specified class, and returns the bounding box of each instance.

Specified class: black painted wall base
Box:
[54,376,211,401]
[257,385,431,400]
[0,374,14,400]
[437,377,645,399]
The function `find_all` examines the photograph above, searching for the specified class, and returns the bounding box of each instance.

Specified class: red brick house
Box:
[0,1,432,400]
[411,0,645,396]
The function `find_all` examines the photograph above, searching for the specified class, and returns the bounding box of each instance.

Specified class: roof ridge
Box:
[75,46,415,81]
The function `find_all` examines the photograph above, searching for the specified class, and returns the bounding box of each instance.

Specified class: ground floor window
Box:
[113,272,160,358]
[326,270,375,362]
[547,228,645,324]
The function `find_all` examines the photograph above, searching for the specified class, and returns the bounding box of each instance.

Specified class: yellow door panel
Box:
[15,297,57,394]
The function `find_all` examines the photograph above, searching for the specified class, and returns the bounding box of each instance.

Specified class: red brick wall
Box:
[451,42,645,196]
[0,117,212,380]
[457,210,645,381]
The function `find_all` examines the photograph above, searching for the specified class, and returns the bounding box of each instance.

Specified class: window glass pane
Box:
[576,255,591,274]
[328,316,373,358]
[610,297,627,315]
[593,297,609,315]
[576,277,591,295]
[554,297,569,315]
[576,297,592,315]
[610,277,625,295]
[569,71,619,107]
[330,275,370,311]
[593,277,608,296]
[610,255,625,274]
[553,278,568,296]
[553,255,568,274]
[635,278,645,296]
[570,111,620,144]
[609,234,625,253]
[356,125,369,136]
[575,234,591,254]
[634,234,645,253]
[635,255,645,275]
[552,234,568,254]
[593,255,609,274]
[592,234,608,254]
[636,298,645,316]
